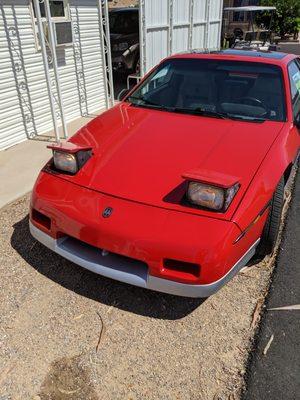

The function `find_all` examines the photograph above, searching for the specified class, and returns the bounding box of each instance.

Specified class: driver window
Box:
[288,60,300,118]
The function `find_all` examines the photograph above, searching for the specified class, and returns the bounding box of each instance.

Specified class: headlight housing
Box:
[113,42,129,52]
[186,181,240,212]
[52,148,92,175]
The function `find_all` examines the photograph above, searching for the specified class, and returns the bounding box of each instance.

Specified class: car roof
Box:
[168,49,296,67]
[215,49,287,59]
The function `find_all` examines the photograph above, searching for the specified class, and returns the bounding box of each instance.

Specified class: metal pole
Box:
[103,0,114,106]
[269,10,274,45]
[44,0,68,138]
[168,0,174,55]
[139,0,146,76]
[98,0,110,109]
[33,0,60,143]
[250,11,254,44]
[188,0,194,51]
[204,0,210,50]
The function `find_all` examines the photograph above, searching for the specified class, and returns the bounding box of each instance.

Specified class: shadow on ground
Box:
[11,215,204,320]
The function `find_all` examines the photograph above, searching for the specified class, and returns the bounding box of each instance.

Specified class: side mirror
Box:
[117,88,130,101]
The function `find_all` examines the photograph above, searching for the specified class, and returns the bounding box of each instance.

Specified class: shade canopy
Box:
[224,6,276,12]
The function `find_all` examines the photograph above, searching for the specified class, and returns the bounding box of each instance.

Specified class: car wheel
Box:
[256,176,285,258]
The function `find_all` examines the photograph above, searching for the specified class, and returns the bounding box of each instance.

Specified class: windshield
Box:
[109,11,139,34]
[127,58,286,122]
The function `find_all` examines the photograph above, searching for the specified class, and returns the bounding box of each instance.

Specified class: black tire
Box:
[256,176,285,258]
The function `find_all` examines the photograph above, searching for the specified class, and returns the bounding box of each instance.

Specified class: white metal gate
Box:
[139,0,223,76]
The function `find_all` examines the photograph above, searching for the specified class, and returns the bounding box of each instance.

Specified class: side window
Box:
[130,12,139,33]
[31,0,71,51]
[141,65,171,94]
[32,0,69,19]
[288,60,300,118]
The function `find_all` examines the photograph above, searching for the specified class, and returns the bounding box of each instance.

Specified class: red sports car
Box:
[30,50,300,297]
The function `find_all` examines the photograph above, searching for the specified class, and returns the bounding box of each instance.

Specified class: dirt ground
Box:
[0,192,290,400]
[109,0,138,8]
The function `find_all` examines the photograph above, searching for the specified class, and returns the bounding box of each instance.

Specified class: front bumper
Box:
[30,172,262,297]
[30,221,259,297]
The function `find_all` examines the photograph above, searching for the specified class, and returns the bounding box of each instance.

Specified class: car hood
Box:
[67,103,284,219]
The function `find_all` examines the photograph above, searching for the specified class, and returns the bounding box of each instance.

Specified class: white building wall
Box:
[0,0,107,151]
[140,0,223,75]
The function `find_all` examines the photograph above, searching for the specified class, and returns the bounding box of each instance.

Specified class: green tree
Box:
[256,0,300,39]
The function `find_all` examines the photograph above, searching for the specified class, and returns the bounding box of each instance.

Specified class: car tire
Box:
[256,176,285,258]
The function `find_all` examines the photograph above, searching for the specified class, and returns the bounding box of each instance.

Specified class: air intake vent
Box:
[163,259,200,283]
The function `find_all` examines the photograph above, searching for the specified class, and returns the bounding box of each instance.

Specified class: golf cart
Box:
[223,6,278,51]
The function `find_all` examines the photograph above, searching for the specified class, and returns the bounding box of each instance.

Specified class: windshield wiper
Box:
[172,107,266,122]
[128,100,266,122]
[171,107,228,119]
[128,95,169,110]
[225,114,266,123]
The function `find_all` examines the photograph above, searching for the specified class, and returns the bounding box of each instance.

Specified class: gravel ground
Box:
[0,192,291,400]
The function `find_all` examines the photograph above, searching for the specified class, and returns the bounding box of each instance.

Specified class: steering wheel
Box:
[238,96,268,116]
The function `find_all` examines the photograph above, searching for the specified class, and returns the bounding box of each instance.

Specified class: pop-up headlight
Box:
[48,143,92,175]
[187,181,240,211]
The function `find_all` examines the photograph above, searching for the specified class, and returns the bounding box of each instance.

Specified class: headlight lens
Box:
[187,182,240,211]
[53,149,92,174]
[53,151,77,174]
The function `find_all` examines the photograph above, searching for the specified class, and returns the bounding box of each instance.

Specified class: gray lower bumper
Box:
[29,222,259,298]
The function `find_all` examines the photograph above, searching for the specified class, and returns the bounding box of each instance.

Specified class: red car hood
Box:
[67,103,284,219]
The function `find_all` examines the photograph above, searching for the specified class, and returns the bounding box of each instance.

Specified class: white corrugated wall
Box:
[0,0,107,151]
[140,0,223,75]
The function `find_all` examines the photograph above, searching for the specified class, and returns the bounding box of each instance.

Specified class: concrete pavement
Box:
[0,111,102,209]
[243,170,300,400]
[0,140,51,209]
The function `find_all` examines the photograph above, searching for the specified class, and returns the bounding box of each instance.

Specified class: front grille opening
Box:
[31,209,51,230]
[58,235,149,283]
[163,259,200,280]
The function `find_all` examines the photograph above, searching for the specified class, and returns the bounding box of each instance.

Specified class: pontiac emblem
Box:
[102,207,113,218]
